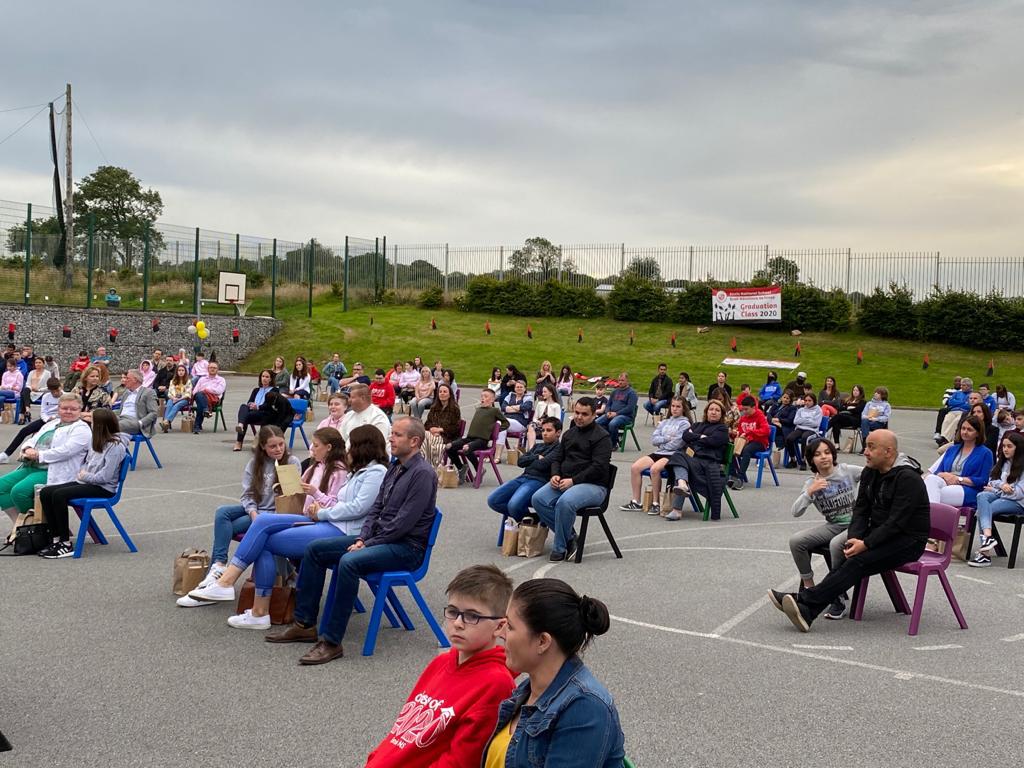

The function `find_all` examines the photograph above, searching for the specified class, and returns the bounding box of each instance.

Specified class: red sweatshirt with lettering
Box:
[736,407,771,447]
[365,647,514,768]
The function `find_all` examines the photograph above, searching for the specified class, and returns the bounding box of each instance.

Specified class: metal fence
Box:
[3,198,1023,316]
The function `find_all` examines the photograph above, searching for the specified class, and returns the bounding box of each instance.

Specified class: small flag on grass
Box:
[431,317,437,330]
[730,336,738,353]
[987,358,994,377]
[485,321,491,336]
[794,341,801,357]
[370,315,374,326]
[670,331,677,348]
[527,324,533,339]
[856,348,863,365]
[578,328,583,343]
[629,329,635,346]
[922,353,930,370]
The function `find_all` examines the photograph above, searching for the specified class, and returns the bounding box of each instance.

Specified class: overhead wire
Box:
[0,103,47,114]
[0,104,48,148]
[72,96,108,164]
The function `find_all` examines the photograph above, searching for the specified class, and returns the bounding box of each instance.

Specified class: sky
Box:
[1,1,1022,258]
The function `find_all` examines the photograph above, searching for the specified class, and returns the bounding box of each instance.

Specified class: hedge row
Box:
[858,285,1024,349]
[453,276,851,332]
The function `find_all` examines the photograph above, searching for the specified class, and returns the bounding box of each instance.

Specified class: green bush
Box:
[418,285,445,309]
[673,283,713,324]
[856,284,916,338]
[780,284,851,331]
[606,275,670,322]
[535,280,605,318]
[461,276,539,316]
[247,271,266,289]
[916,290,1007,349]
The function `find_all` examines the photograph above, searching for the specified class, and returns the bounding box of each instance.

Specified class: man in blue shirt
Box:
[595,372,637,448]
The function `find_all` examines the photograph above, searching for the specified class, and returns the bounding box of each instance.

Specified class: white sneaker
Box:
[0,452,8,464]
[195,565,225,590]
[176,595,215,608]
[188,582,235,602]
[227,609,271,630]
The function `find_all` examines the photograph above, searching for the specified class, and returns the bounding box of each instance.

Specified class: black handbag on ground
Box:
[1,522,52,556]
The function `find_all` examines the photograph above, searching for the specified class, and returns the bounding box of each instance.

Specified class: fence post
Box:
[935,251,941,289]
[86,213,94,308]
[23,204,31,305]
[557,246,563,283]
[688,246,694,283]
[498,245,504,281]
[765,244,770,270]
[270,238,277,318]
[307,239,314,318]
[443,243,449,296]
[374,237,380,298]
[393,243,398,291]
[619,242,625,276]
[381,235,387,294]
[193,227,200,315]
[234,233,240,272]
[343,236,349,312]
[845,248,851,293]
[143,229,150,311]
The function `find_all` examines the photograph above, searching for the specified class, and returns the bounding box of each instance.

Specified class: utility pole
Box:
[64,83,74,289]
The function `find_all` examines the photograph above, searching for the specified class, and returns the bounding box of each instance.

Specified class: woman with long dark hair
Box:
[969,431,1024,567]
[666,400,730,521]
[483,578,624,767]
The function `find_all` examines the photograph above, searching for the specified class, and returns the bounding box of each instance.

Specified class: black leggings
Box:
[235,406,274,446]
[446,438,488,469]
[3,418,45,456]
[40,482,114,541]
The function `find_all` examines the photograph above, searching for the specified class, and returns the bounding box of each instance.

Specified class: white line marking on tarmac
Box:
[955,574,993,585]
[1001,634,1024,643]
[131,523,215,536]
[610,615,1024,699]
[531,563,558,579]
[913,645,963,651]
[792,644,853,651]
[502,543,792,576]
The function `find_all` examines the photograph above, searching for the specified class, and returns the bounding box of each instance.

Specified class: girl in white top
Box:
[526,383,562,450]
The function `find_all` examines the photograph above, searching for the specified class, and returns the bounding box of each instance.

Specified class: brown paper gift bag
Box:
[517,522,549,558]
[236,577,295,625]
[951,530,971,561]
[437,464,459,489]
[33,485,46,523]
[275,493,306,514]
[172,549,211,595]
[732,437,747,458]
[641,488,653,513]
[501,521,520,557]
[180,415,195,433]
[506,447,520,466]
[304,406,314,422]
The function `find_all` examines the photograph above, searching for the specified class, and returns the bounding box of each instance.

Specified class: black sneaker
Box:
[39,541,74,559]
[978,535,998,555]
[968,552,992,568]
[564,537,578,561]
[767,589,787,611]
[824,595,848,620]
[731,477,744,491]
[781,594,810,632]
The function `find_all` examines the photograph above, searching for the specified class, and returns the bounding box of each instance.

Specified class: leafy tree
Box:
[622,255,661,282]
[507,237,575,280]
[75,165,164,272]
[753,256,799,285]
[4,215,63,256]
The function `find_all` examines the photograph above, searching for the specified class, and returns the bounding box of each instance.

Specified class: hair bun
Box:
[578,595,611,636]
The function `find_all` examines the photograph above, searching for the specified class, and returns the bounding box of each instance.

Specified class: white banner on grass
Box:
[720,357,799,370]
[712,286,782,324]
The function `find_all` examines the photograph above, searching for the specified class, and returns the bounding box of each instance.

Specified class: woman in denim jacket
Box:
[482,578,625,768]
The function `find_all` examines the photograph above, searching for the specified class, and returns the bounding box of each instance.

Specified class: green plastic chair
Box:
[211,397,227,432]
[617,422,641,453]
[624,757,637,768]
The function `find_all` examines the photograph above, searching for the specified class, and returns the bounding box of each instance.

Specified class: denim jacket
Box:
[484,655,625,768]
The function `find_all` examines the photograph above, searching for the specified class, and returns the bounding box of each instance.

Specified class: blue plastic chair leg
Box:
[497,514,508,547]
[105,507,138,553]
[143,436,162,468]
[385,586,416,630]
[362,579,393,656]
[405,582,451,649]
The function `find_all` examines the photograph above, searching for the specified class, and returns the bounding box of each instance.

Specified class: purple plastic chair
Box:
[850,502,968,636]
[465,421,504,490]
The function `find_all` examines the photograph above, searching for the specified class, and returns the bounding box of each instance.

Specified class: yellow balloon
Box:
[198,328,209,339]
[195,320,206,331]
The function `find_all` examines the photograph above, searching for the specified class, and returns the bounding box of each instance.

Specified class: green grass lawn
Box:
[241,299,1024,408]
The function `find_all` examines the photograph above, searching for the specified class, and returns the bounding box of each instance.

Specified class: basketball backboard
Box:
[217,271,247,304]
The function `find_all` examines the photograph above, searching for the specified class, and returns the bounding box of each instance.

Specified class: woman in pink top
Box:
[0,358,24,407]
[317,393,347,431]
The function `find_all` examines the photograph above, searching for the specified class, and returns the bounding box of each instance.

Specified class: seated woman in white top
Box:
[286,357,312,399]
[526,383,561,450]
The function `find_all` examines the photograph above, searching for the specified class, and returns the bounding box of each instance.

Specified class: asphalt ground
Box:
[2,378,1023,767]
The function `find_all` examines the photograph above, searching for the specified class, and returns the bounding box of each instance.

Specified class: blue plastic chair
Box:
[319,509,449,656]
[287,398,310,449]
[786,416,831,468]
[754,425,779,488]
[70,458,136,558]
[129,432,163,470]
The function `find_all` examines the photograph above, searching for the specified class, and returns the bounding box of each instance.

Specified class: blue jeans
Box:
[487,475,546,522]
[229,513,344,596]
[212,504,253,565]
[643,399,669,416]
[293,535,424,645]
[975,491,1024,532]
[596,414,630,447]
[531,482,607,555]
[164,398,189,423]
[193,392,215,430]
[860,419,887,442]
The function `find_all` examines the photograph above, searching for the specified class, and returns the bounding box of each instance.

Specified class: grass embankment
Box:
[241,301,1024,409]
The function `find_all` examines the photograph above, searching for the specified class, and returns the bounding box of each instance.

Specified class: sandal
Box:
[232,444,242,452]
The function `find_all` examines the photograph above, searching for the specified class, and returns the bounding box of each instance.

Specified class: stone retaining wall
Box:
[0,304,281,371]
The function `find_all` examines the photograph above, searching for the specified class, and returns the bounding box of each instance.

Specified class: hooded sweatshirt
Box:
[847,453,930,549]
[365,646,515,768]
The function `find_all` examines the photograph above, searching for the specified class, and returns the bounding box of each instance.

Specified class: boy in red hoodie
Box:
[365,565,515,768]
[728,394,770,491]
[369,368,396,416]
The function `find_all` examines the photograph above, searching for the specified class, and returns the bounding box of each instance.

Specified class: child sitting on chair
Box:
[364,564,515,768]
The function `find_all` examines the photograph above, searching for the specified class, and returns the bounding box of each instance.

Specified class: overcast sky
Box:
[1,1,1022,258]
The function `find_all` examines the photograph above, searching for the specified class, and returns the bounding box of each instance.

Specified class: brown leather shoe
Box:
[298,640,344,665]
[264,622,317,644]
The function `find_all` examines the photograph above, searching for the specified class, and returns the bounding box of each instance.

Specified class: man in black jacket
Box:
[642,363,674,418]
[531,397,613,561]
[769,429,930,631]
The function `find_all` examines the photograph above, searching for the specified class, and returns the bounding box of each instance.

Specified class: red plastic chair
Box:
[464,421,504,489]
[850,503,968,636]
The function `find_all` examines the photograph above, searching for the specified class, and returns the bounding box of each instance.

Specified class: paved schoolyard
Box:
[2,378,1023,767]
